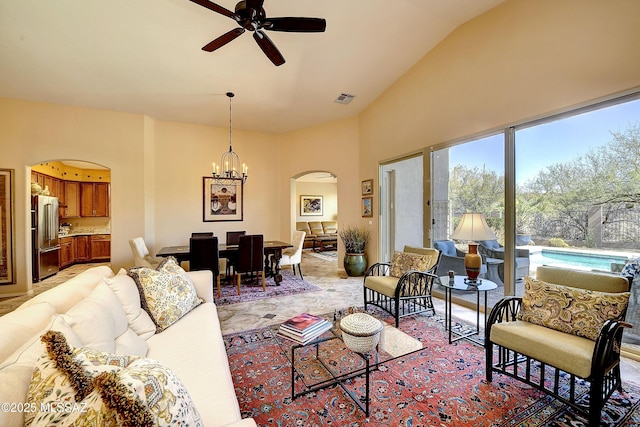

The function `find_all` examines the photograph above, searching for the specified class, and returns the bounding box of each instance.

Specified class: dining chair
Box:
[235,234,265,295]
[225,230,246,277]
[278,230,306,278]
[191,232,214,237]
[189,235,222,297]
[129,237,161,268]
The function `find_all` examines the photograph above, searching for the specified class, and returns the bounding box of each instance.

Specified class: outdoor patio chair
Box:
[433,240,487,278]
[477,239,530,280]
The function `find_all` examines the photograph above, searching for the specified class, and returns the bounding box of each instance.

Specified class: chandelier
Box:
[212,92,248,184]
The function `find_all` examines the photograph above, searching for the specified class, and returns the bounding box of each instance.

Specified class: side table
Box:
[438,275,497,346]
[485,257,504,286]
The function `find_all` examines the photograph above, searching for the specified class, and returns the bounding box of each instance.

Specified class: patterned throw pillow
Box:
[389,251,432,278]
[128,257,202,332]
[26,331,203,427]
[517,276,630,341]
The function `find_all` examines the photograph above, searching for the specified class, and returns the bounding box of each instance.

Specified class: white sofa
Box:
[0,265,256,427]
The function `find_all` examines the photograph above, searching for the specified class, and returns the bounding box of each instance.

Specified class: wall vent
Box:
[334,93,355,105]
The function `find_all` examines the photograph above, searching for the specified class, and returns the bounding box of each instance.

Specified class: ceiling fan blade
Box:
[263,17,326,32]
[202,28,245,52]
[189,0,239,21]
[253,30,285,66]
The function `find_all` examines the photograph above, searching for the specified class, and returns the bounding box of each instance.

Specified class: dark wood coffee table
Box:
[313,236,337,252]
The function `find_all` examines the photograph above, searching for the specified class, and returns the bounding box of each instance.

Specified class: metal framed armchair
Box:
[364,246,441,327]
[486,266,632,426]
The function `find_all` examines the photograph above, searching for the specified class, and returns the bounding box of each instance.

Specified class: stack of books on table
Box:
[278,313,333,345]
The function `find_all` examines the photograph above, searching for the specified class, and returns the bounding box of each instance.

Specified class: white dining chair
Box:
[129,237,161,268]
[278,231,306,278]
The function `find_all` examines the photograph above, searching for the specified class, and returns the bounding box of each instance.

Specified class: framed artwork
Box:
[301,195,323,216]
[361,179,373,196]
[203,177,244,222]
[362,196,373,217]
[0,169,15,284]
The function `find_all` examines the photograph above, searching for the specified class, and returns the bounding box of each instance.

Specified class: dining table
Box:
[156,240,293,285]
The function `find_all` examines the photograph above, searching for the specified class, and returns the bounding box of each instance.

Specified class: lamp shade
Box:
[450,213,497,242]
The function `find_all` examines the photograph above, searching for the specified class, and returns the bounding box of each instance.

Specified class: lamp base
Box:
[464,242,482,281]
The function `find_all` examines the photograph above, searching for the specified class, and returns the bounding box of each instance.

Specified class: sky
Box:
[449,98,640,183]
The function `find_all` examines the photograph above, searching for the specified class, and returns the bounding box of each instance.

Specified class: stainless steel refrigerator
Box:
[32,195,60,282]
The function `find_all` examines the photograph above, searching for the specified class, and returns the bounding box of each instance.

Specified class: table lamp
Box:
[450,213,497,281]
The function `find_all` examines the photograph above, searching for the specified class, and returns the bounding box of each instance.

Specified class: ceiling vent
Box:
[334,93,355,105]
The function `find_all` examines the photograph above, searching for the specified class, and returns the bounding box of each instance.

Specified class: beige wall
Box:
[295,182,338,223]
[360,0,640,260]
[278,116,360,263]
[151,119,280,247]
[0,98,146,295]
[2,0,639,295]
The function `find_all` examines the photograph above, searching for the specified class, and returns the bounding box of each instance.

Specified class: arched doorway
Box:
[293,171,338,271]
[30,160,111,282]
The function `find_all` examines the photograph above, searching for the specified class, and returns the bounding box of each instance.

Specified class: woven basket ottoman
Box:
[339,312,384,353]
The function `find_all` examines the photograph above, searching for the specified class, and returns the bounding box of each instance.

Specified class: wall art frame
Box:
[0,169,16,284]
[203,177,244,222]
[301,195,323,216]
[362,196,373,217]
[361,179,373,196]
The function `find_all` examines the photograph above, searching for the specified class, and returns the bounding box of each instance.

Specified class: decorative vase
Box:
[343,253,367,277]
[31,182,42,195]
[464,243,482,280]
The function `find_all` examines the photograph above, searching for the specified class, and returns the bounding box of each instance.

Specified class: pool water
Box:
[529,249,627,271]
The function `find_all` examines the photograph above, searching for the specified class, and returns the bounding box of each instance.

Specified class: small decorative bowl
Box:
[339,313,383,353]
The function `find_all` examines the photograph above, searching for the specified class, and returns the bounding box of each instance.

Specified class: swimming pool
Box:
[529,249,628,271]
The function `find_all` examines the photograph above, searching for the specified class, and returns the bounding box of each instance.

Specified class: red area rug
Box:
[223,310,640,426]
[215,270,321,306]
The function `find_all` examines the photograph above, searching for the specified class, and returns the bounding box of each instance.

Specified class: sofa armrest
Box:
[186,270,214,303]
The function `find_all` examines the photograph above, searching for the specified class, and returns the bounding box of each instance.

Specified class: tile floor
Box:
[2,251,639,386]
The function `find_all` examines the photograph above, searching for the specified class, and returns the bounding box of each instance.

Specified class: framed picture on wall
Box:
[202,177,244,222]
[362,197,373,217]
[0,169,15,284]
[301,195,323,216]
[362,179,373,195]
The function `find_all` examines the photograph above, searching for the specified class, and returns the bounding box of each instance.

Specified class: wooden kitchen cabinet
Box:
[62,181,81,218]
[76,235,91,262]
[89,234,111,261]
[59,237,76,269]
[81,183,110,217]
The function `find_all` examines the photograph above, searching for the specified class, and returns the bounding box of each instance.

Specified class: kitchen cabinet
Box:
[89,234,111,261]
[76,235,90,262]
[59,237,76,268]
[62,181,81,218]
[81,183,110,217]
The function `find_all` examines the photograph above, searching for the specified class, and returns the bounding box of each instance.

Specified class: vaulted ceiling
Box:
[0,0,504,133]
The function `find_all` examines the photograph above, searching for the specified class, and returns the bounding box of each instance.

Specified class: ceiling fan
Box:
[189,0,326,66]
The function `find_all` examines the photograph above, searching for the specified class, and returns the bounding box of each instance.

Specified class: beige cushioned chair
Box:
[364,246,441,327]
[486,266,632,427]
[278,231,306,278]
[129,237,161,268]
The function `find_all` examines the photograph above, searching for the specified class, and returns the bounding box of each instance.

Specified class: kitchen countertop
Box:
[59,231,111,238]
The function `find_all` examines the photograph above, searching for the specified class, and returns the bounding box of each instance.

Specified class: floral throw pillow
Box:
[517,276,630,341]
[128,257,202,332]
[389,251,431,278]
[26,331,203,427]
